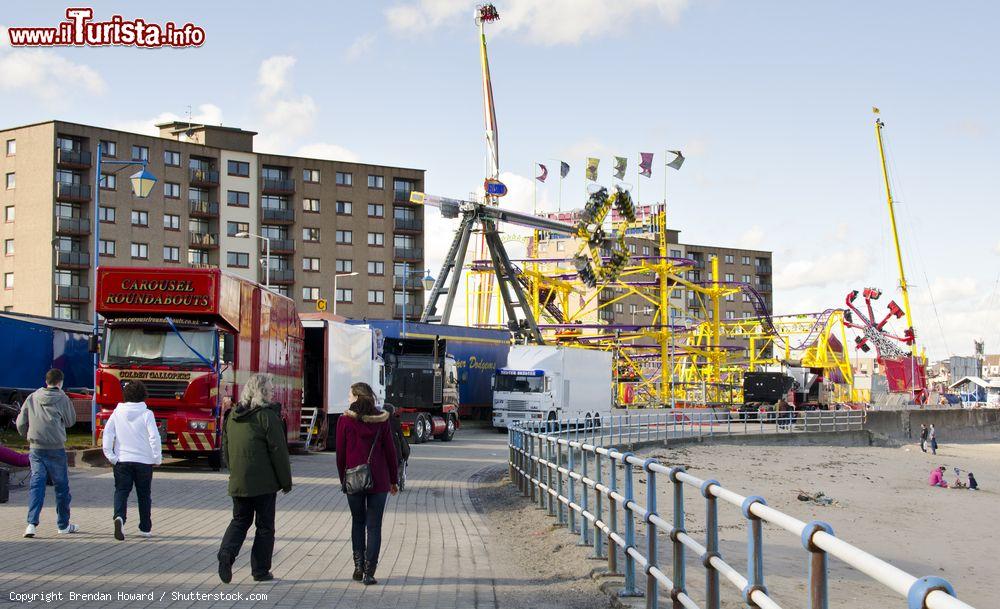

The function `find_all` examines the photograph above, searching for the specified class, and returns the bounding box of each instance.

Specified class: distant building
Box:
[948,356,982,386]
[981,354,1000,380]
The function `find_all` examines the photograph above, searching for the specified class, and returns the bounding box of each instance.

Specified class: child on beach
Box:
[968,472,979,490]
[928,466,947,488]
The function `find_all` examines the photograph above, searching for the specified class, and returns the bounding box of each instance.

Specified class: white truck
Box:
[492,345,612,431]
[301,316,386,450]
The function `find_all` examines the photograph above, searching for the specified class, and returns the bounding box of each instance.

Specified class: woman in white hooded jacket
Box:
[101,381,162,540]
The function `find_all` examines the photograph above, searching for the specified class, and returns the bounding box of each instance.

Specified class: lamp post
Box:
[333,272,358,315]
[235,231,271,288]
[91,150,157,445]
[400,263,436,337]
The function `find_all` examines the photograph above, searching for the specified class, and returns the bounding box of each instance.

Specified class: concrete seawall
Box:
[613,429,873,453]
[865,408,1000,443]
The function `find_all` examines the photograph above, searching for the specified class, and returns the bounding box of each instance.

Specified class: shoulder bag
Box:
[344,426,381,495]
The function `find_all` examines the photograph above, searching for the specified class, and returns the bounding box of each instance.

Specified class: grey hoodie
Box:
[16,386,77,450]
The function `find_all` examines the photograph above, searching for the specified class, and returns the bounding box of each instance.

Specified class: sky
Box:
[2,1,998,359]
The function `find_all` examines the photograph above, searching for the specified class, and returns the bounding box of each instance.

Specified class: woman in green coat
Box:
[217,373,292,584]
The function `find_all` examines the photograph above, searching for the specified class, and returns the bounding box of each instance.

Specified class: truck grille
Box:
[508,400,528,411]
[140,380,189,400]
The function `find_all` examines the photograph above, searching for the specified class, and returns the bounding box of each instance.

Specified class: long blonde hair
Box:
[242,373,274,407]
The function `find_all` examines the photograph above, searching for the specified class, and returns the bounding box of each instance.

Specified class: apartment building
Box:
[0,120,425,322]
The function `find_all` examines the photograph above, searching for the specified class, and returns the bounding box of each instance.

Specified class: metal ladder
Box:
[299,406,320,450]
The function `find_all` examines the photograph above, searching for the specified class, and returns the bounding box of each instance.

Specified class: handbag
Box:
[344,427,381,495]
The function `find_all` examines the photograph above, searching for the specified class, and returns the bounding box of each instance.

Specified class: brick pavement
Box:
[0,428,541,609]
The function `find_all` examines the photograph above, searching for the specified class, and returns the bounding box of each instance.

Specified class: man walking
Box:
[102,381,162,540]
[928,424,938,455]
[16,369,78,537]
[919,424,928,452]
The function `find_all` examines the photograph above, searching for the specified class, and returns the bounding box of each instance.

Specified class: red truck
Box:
[94,267,304,469]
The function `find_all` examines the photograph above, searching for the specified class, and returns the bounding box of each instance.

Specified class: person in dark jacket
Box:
[217,373,293,584]
[337,383,398,586]
[383,404,410,487]
[919,424,928,452]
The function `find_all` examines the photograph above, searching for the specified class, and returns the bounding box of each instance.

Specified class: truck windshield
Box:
[103,327,215,366]
[495,374,544,393]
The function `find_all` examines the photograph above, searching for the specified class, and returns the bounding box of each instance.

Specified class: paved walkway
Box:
[0,427,533,609]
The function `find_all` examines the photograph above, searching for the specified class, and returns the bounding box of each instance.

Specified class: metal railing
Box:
[189,168,219,185]
[507,411,974,609]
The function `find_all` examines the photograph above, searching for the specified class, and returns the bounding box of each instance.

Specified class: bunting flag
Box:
[613,156,627,180]
[560,161,570,179]
[666,150,685,170]
[586,157,600,181]
[536,163,548,182]
[639,152,654,177]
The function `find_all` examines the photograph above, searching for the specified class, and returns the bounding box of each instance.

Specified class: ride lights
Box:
[189,420,210,430]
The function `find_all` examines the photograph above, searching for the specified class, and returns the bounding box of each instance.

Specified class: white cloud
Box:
[0,48,105,107]
[252,55,319,153]
[775,249,870,291]
[738,226,764,249]
[257,55,297,101]
[346,34,375,62]
[295,142,360,163]
[385,0,692,45]
[995,241,1000,256]
[111,104,224,136]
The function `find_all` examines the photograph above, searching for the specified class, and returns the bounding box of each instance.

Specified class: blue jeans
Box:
[114,462,154,532]
[347,492,388,564]
[27,449,71,529]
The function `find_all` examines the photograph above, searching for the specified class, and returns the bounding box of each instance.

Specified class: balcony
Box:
[261,178,295,195]
[755,263,772,274]
[393,217,424,232]
[189,233,219,249]
[55,182,91,202]
[260,207,295,224]
[692,259,706,269]
[55,250,90,269]
[189,168,219,187]
[55,284,90,303]
[188,200,219,218]
[758,283,773,293]
[56,148,92,168]
[267,268,295,285]
[54,216,90,236]
[393,275,426,290]
[393,189,416,204]
[394,247,423,261]
[394,303,423,319]
[263,239,294,254]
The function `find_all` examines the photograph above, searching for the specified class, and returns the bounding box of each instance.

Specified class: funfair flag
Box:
[639,152,654,177]
[666,150,685,170]
[560,161,570,179]
[536,163,548,182]
[613,156,627,180]
[586,157,600,181]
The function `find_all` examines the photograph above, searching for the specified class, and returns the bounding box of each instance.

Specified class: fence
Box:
[507,411,975,609]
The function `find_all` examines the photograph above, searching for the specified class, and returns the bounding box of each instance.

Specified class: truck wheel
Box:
[436,415,456,442]
[412,414,428,444]
[207,451,222,471]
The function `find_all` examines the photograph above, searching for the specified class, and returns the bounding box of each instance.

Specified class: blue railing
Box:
[507,411,975,609]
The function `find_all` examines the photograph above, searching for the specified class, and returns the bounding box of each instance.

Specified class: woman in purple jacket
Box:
[336,383,398,585]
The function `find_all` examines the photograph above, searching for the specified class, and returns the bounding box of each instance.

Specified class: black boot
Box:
[352,553,364,581]
[362,560,378,585]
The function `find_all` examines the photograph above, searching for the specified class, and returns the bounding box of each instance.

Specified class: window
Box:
[303,169,320,183]
[3,239,12,255]
[130,242,148,260]
[670,249,682,257]
[368,290,385,304]
[163,246,180,263]
[336,201,352,215]
[188,249,210,265]
[302,287,320,301]
[99,206,116,223]
[742,256,750,265]
[642,246,650,256]
[742,274,751,283]
[367,203,384,218]
[161,213,179,230]
[368,261,384,276]
[261,195,289,210]
[302,228,321,242]
[336,288,353,303]
[131,145,148,162]
[100,140,116,157]
[99,239,115,256]
[725,310,736,320]
[4,273,13,289]
[336,230,353,244]
[227,190,249,207]
[725,293,735,302]
[99,173,116,190]
[164,182,180,198]
[742,293,751,303]
[627,244,637,254]
[367,232,384,247]
[614,303,623,313]
[164,150,180,166]
[724,273,734,282]
[725,254,734,264]
[671,289,681,298]
[227,252,250,268]
[5,139,14,156]
[303,198,320,213]
[336,172,353,186]
[556,241,566,252]
[393,178,416,201]
[56,170,80,185]
[367,175,384,189]
[302,257,321,272]
[5,173,14,189]
[131,210,149,227]
[260,166,288,181]
[227,160,250,177]
[226,221,249,237]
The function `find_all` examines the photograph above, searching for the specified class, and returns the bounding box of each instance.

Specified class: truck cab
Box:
[492,369,552,428]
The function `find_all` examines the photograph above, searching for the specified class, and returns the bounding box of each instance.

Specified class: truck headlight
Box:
[189,420,209,430]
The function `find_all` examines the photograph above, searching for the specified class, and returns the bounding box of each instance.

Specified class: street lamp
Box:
[400,263,436,337]
[91,150,157,445]
[333,272,358,315]
[234,231,270,288]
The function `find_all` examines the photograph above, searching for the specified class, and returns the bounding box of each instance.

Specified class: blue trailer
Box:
[0,312,93,413]
[351,320,510,422]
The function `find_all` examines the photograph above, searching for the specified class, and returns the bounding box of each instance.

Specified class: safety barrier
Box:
[507,411,975,609]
